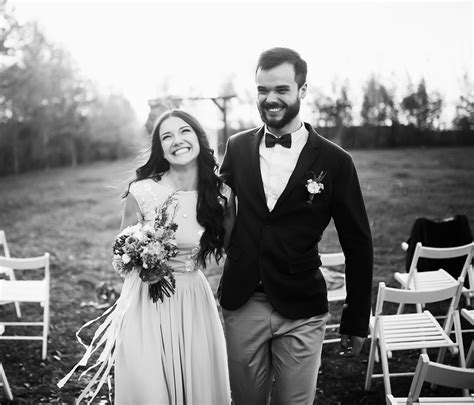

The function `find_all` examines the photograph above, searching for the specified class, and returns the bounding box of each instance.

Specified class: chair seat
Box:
[382,311,455,351]
[394,269,463,290]
[328,287,346,302]
[0,280,47,302]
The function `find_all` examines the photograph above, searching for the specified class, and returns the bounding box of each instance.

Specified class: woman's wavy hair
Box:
[124,109,227,267]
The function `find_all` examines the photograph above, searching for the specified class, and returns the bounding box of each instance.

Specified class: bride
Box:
[59,109,234,405]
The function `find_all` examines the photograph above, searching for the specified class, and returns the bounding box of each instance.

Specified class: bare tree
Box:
[401,78,443,130]
[452,72,474,130]
[312,80,353,127]
[360,75,397,126]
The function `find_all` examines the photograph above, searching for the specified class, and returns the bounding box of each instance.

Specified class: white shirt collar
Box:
[264,122,305,139]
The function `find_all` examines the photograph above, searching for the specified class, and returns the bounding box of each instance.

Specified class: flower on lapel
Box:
[305,171,326,204]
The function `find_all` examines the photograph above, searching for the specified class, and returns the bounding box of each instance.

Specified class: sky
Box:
[8,0,474,128]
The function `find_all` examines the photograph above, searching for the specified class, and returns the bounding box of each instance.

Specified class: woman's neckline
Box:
[153,180,198,194]
[155,171,198,194]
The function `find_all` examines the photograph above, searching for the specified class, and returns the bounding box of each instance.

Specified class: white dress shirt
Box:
[259,123,309,211]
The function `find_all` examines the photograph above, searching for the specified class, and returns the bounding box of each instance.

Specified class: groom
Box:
[219,47,373,404]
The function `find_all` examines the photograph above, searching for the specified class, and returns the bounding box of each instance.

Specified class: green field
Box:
[0,146,473,404]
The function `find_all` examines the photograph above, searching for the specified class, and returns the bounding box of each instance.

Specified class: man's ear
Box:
[299,82,308,99]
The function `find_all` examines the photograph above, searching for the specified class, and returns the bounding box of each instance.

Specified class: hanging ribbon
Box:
[57,273,142,404]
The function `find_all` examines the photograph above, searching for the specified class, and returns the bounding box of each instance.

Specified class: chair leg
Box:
[379,347,392,395]
[466,341,474,367]
[380,341,392,395]
[0,363,13,400]
[453,311,466,368]
[42,299,50,360]
[436,312,464,366]
[453,310,468,397]
[365,333,378,391]
[396,303,405,315]
[14,302,21,318]
[42,336,47,360]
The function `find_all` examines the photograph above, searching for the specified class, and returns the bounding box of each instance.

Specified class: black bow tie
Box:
[265,133,292,148]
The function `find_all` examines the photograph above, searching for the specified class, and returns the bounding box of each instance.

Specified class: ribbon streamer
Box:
[57,273,142,404]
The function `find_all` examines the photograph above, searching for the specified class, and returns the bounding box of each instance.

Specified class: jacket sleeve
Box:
[331,155,373,337]
[220,137,235,192]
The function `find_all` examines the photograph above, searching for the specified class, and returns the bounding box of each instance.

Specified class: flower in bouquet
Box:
[112,192,180,303]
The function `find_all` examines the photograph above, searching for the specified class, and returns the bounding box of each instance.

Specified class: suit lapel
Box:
[246,126,268,208]
[273,123,321,211]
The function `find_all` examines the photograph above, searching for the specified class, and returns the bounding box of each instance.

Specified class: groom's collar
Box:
[253,122,320,149]
[264,122,305,138]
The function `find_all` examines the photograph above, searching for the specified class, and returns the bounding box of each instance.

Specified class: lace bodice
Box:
[129,178,203,273]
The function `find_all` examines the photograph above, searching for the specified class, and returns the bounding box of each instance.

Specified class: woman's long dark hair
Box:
[124,109,227,267]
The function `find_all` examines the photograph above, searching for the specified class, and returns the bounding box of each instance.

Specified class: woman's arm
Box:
[120,194,142,230]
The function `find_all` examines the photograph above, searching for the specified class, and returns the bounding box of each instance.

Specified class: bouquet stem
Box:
[149,277,176,303]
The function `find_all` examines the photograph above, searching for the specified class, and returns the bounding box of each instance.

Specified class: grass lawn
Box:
[0,146,473,404]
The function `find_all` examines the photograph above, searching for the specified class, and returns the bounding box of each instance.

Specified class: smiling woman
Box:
[159,117,201,171]
[111,109,233,404]
[58,109,234,404]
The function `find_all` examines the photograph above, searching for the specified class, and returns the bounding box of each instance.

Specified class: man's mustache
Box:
[262,102,287,109]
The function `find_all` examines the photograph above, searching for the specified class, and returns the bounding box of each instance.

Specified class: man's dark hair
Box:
[256,47,307,88]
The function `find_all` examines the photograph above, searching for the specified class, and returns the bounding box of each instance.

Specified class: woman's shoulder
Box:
[128,177,175,214]
[129,178,156,195]
[128,178,172,201]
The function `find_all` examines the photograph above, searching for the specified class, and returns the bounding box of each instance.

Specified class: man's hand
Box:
[340,334,365,356]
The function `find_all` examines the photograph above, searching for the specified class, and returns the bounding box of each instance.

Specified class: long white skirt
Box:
[114,270,231,405]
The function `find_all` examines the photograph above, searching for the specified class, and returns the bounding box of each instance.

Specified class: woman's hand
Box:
[142,273,162,285]
[340,334,366,356]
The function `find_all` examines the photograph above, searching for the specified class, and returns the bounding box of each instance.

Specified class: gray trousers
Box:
[222,292,328,405]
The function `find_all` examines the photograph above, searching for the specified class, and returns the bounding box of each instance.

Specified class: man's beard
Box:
[257,98,301,130]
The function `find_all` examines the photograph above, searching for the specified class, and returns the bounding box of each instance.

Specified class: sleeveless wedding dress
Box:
[114,178,231,404]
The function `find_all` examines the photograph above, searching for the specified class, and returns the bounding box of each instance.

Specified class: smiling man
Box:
[219,47,373,404]
[256,59,305,133]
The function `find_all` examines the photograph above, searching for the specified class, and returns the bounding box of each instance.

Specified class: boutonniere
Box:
[305,171,326,204]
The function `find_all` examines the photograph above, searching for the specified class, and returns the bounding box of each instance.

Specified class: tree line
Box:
[308,74,472,130]
[0,1,142,176]
[1,1,473,177]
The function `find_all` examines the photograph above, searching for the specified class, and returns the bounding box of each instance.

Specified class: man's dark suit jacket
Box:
[219,123,373,337]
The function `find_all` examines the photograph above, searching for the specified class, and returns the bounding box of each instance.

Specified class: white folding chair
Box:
[365,279,466,396]
[395,242,474,312]
[320,252,346,344]
[464,264,474,305]
[0,231,21,318]
[0,253,50,359]
[460,308,474,367]
[0,362,12,400]
[386,353,474,404]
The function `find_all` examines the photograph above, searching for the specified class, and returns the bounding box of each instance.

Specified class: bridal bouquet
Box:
[112,193,179,303]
